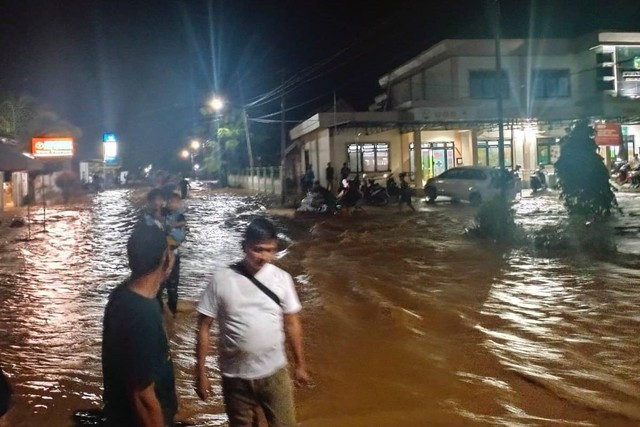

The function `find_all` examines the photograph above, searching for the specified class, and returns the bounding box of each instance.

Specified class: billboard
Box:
[31,137,74,158]
[594,123,622,146]
[103,133,118,165]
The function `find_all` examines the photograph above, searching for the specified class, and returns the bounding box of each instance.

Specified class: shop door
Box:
[423,148,454,179]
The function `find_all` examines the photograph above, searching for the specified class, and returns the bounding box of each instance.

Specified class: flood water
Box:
[0,187,639,426]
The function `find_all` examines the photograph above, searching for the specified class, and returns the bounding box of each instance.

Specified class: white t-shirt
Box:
[197,263,302,380]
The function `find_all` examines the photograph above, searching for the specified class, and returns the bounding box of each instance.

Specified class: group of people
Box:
[102,207,309,426]
[300,161,415,213]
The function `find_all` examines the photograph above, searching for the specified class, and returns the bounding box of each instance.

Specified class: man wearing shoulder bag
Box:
[195,217,310,427]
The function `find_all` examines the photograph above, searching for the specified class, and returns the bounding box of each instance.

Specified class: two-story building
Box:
[287,32,640,190]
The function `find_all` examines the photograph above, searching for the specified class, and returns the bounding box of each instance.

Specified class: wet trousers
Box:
[221,367,296,427]
[158,255,180,315]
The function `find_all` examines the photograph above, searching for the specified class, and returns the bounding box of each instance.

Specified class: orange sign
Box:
[31,137,74,158]
[594,123,622,146]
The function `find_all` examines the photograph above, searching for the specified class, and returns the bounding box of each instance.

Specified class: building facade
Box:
[288,32,640,190]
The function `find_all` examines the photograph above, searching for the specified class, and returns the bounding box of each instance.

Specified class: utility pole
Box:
[243,108,255,171]
[280,70,287,205]
[493,0,506,173]
[238,82,255,172]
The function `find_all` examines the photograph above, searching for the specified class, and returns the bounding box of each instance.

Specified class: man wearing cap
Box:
[102,224,177,427]
[195,217,310,427]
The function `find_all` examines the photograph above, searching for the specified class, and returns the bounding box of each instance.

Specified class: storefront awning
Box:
[0,144,44,172]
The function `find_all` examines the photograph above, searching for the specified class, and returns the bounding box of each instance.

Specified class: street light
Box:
[209,96,224,112]
[181,149,190,159]
[191,139,201,150]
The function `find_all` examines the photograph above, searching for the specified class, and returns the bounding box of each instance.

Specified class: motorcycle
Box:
[530,166,547,193]
[386,175,400,201]
[362,179,390,206]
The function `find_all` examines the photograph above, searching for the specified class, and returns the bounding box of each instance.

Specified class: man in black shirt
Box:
[102,225,177,427]
[325,162,334,192]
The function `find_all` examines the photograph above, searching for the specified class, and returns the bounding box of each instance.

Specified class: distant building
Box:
[288,32,640,190]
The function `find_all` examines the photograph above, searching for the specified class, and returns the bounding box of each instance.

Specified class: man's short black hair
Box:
[243,217,278,245]
[146,188,166,203]
[127,225,168,279]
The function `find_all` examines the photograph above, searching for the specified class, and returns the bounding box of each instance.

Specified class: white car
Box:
[423,166,516,205]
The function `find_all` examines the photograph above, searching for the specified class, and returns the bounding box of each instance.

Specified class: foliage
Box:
[199,108,273,177]
[0,93,36,140]
[468,194,522,243]
[530,218,616,255]
[554,120,617,219]
[0,91,82,150]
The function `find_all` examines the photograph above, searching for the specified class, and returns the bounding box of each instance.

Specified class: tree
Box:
[554,120,617,220]
[0,93,36,142]
[200,109,270,178]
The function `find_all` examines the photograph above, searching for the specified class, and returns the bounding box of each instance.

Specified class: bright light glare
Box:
[209,97,224,111]
[181,150,189,159]
[191,140,201,150]
[193,164,200,171]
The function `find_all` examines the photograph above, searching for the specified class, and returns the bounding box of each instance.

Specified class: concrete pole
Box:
[413,129,424,189]
[0,173,4,212]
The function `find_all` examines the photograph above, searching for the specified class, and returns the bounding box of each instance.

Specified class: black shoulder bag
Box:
[231,263,281,308]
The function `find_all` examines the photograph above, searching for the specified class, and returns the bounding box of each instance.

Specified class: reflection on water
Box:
[0,189,639,426]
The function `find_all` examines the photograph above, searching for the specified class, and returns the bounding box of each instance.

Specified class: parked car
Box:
[423,166,516,205]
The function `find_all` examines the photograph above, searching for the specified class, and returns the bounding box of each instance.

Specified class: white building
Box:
[288,32,640,190]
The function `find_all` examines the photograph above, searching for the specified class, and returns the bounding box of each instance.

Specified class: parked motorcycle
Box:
[362,179,390,206]
[530,165,547,193]
[386,174,400,201]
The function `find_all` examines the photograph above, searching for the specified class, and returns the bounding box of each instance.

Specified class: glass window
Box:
[537,137,560,165]
[477,140,512,167]
[533,70,570,98]
[347,143,390,173]
[470,70,510,99]
[376,143,389,171]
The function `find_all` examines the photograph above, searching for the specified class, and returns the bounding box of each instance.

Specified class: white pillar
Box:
[413,130,423,188]
[0,173,4,212]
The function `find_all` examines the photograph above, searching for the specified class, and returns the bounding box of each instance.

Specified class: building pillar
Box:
[412,130,423,188]
[0,173,4,212]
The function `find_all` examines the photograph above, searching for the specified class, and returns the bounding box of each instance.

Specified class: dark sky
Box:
[1,0,639,168]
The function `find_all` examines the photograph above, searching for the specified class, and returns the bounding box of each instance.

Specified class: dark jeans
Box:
[158,255,180,314]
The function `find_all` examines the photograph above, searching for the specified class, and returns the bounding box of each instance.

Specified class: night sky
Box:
[1,0,639,169]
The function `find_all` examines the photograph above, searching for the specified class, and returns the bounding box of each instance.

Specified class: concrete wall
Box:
[228,167,282,195]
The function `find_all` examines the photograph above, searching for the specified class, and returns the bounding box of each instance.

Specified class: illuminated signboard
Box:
[103,133,117,143]
[31,137,74,158]
[103,133,118,165]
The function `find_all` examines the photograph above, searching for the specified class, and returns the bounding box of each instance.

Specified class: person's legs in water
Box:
[222,376,261,427]
[165,255,180,315]
[255,367,296,427]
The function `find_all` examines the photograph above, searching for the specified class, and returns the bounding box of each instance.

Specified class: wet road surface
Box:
[0,187,639,426]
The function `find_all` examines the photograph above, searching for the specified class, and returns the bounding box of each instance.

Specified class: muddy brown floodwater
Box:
[0,188,639,426]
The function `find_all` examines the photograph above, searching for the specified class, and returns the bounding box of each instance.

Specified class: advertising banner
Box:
[594,123,622,146]
[31,137,74,158]
[103,133,118,165]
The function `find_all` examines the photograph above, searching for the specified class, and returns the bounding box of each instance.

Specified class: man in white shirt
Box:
[195,217,310,427]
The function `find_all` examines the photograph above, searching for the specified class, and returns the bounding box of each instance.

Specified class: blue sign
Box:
[103,133,117,143]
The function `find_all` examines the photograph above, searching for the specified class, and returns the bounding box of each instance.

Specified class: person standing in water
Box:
[195,217,310,427]
[398,172,415,212]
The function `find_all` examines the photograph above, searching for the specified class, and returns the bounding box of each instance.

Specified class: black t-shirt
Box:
[102,282,177,426]
[326,166,334,180]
